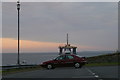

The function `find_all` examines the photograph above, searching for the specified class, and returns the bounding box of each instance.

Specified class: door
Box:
[54,55,66,67]
[65,55,75,67]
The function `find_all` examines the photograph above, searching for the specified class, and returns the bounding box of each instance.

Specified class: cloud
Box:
[2,38,101,53]
[2,38,60,53]
[2,38,59,53]
[2,2,118,51]
[2,0,119,2]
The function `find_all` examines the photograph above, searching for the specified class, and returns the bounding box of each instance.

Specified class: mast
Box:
[67,33,68,45]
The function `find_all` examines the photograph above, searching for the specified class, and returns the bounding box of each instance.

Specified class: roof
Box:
[59,44,77,48]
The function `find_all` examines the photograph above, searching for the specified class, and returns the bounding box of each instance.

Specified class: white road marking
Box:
[92,73,95,75]
[95,75,99,78]
[71,76,96,78]
[85,67,99,78]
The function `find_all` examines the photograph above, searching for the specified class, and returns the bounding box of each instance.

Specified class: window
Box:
[59,56,63,60]
[67,55,74,59]
[56,56,65,60]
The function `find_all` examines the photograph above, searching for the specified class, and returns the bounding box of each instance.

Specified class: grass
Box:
[0,71,2,73]
[86,52,120,67]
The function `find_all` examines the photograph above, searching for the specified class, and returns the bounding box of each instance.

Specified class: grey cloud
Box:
[2,2,118,50]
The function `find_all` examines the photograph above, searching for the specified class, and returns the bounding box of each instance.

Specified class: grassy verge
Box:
[85,62,119,67]
[2,66,43,75]
[0,71,1,76]
[86,52,120,67]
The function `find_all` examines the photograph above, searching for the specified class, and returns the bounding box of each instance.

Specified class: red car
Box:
[41,54,87,69]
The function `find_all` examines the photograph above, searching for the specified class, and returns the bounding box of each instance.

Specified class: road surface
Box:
[2,66,119,79]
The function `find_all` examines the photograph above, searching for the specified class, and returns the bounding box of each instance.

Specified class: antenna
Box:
[67,33,68,45]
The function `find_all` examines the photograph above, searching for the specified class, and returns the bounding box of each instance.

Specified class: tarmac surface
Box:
[2,66,119,79]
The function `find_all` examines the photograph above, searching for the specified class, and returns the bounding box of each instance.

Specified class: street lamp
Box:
[17,0,20,65]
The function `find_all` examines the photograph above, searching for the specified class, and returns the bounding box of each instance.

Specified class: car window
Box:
[59,56,63,60]
[56,56,65,60]
[67,55,74,59]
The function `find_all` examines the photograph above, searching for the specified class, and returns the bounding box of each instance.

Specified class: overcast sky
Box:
[2,2,118,52]
[2,0,119,2]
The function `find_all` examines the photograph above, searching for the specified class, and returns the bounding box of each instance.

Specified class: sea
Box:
[2,51,115,66]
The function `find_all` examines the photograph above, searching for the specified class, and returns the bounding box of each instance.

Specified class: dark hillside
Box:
[87,52,120,64]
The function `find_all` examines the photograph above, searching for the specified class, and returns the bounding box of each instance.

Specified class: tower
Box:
[58,34,77,55]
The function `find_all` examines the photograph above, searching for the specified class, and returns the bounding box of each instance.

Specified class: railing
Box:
[1,64,39,71]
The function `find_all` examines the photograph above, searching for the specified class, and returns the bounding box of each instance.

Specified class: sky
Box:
[2,2,118,53]
[1,0,119,2]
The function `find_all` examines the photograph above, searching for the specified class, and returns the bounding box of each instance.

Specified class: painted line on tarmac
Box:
[71,76,96,78]
[85,67,99,78]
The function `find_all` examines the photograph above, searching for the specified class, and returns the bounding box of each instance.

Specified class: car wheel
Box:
[74,63,81,68]
[47,64,53,69]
